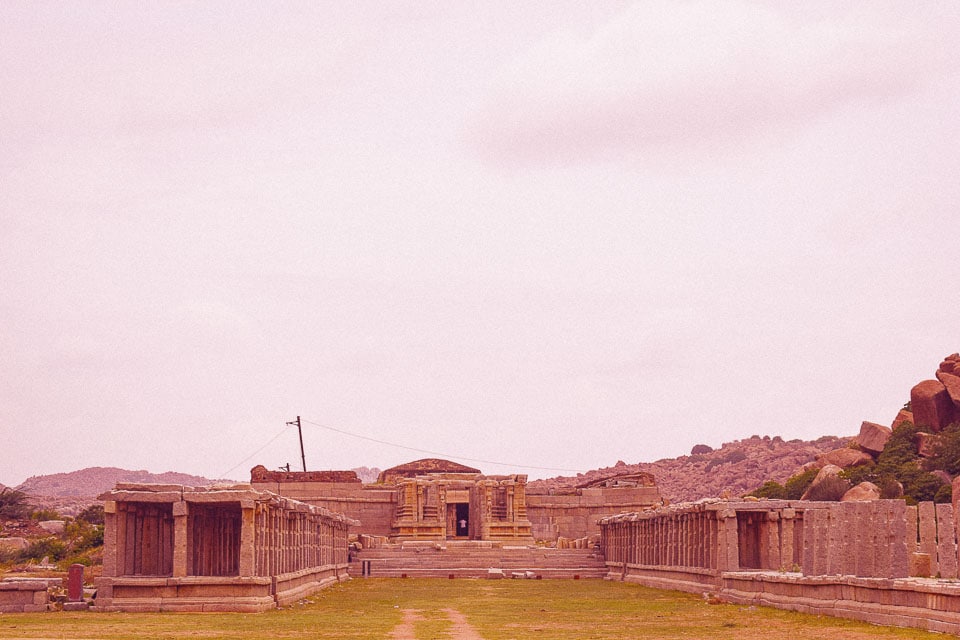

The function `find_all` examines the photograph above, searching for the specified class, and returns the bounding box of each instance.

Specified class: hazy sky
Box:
[2,2,959,488]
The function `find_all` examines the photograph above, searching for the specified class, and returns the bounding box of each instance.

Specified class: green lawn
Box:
[0,578,945,640]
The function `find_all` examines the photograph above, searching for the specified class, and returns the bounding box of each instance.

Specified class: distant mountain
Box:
[12,465,383,516]
[16,467,223,500]
[527,434,852,503]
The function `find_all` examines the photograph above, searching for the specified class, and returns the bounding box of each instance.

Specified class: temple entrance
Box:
[455,503,469,538]
[446,502,470,539]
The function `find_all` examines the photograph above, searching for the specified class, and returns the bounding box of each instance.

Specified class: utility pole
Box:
[286,415,306,472]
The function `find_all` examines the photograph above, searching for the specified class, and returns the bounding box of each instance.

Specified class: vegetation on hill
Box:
[528,435,849,503]
[748,420,959,505]
[0,499,105,573]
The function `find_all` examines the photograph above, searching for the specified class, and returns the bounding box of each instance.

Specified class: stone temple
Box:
[249,458,661,544]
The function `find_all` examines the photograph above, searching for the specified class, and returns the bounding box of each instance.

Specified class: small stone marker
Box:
[68,564,84,601]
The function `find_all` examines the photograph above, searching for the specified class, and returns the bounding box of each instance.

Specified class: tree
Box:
[0,488,31,519]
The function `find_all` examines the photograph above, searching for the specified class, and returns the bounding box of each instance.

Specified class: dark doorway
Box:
[455,503,469,538]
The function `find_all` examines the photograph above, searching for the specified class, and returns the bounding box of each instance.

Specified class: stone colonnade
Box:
[600,499,960,635]
[600,500,920,579]
[95,483,356,612]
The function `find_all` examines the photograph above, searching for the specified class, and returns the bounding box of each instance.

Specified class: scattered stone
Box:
[841,482,880,502]
[857,421,892,456]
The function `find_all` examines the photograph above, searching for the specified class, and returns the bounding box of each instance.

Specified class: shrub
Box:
[77,504,105,525]
[935,484,953,504]
[784,468,820,500]
[691,444,713,455]
[923,422,960,475]
[30,508,61,521]
[747,481,787,500]
[19,537,67,562]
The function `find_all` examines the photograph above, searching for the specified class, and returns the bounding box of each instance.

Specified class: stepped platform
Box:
[348,541,607,579]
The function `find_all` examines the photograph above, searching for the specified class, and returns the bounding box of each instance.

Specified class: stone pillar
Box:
[919,501,939,577]
[716,509,739,571]
[172,501,189,578]
[888,500,910,578]
[937,503,959,579]
[780,508,795,571]
[851,502,872,577]
[764,511,781,570]
[101,501,118,577]
[239,499,256,577]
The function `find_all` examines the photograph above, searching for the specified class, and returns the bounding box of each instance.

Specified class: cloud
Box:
[471,1,957,164]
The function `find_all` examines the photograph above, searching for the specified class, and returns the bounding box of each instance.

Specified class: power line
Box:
[300,418,583,474]
[218,424,292,479]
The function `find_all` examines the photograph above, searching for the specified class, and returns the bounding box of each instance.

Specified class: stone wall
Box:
[526,486,662,542]
[600,499,960,635]
[95,483,357,612]
[249,480,398,537]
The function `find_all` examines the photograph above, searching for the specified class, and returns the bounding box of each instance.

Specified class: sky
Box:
[2,2,959,488]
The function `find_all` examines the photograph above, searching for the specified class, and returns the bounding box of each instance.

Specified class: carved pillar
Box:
[716,509,739,572]
[172,501,189,577]
[102,500,118,577]
[239,499,256,577]
[765,511,781,570]
[780,508,795,571]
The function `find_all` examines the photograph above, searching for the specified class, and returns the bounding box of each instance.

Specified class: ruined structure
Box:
[250,459,662,543]
[94,483,355,612]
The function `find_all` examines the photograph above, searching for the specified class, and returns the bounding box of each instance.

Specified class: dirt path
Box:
[388,609,424,639]
[388,608,485,639]
[442,608,485,640]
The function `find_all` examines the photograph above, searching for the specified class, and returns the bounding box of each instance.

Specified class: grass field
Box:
[0,578,946,640]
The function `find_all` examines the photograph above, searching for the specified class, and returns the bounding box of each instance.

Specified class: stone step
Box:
[348,546,606,579]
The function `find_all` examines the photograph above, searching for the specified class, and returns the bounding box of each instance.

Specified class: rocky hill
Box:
[16,467,222,499]
[527,434,852,503]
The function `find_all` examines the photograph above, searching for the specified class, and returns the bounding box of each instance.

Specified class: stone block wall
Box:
[0,578,57,613]
[527,486,661,542]
[250,481,397,537]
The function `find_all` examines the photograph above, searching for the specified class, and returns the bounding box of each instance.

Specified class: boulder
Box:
[841,481,881,502]
[931,470,953,486]
[917,432,942,458]
[856,421,892,456]
[818,447,874,469]
[0,537,29,551]
[940,353,960,375]
[801,464,847,500]
[936,370,960,409]
[911,379,957,432]
[892,409,914,431]
[38,520,65,534]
